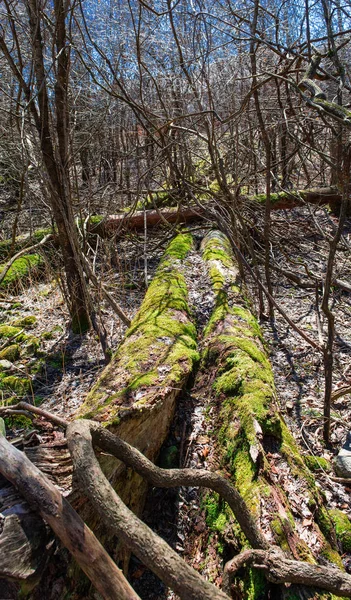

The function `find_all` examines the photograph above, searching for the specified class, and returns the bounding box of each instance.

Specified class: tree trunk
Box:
[190,231,344,599]
[0,232,199,591]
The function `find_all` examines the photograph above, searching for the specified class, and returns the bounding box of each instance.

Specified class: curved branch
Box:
[67,419,231,600]
[223,549,351,598]
[0,432,140,600]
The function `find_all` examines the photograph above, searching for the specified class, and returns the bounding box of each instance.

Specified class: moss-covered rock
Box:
[0,228,52,261]
[330,509,351,552]
[11,316,37,329]
[0,254,44,289]
[304,455,332,473]
[0,344,20,362]
[1,375,31,394]
[0,325,23,339]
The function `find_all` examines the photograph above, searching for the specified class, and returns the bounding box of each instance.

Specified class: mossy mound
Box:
[79,232,199,423]
[0,228,52,261]
[330,509,351,553]
[304,455,332,473]
[0,344,21,362]
[0,375,31,394]
[0,325,24,339]
[11,316,37,329]
[0,254,44,289]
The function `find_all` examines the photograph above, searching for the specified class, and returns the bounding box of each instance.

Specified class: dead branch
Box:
[80,419,267,551]
[81,254,131,326]
[67,419,231,600]
[0,431,141,600]
[223,548,351,598]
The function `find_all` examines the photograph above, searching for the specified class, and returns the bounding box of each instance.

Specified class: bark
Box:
[89,187,342,240]
[89,206,206,237]
[67,419,230,600]
[0,233,199,586]
[249,186,342,210]
[194,231,344,599]
[223,549,351,597]
[0,433,140,600]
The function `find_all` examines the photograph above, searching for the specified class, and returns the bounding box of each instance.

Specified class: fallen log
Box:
[88,187,342,238]
[249,186,342,210]
[89,206,206,237]
[0,232,199,591]
[191,230,345,599]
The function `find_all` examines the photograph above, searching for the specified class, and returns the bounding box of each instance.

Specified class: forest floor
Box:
[0,206,350,598]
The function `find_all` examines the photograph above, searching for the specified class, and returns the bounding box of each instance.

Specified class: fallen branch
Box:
[223,549,351,597]
[81,419,267,551]
[0,431,140,600]
[67,419,231,600]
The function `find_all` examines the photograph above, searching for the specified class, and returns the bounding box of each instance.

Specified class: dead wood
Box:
[223,549,351,597]
[89,206,206,237]
[67,419,230,600]
[0,433,141,600]
[196,231,345,598]
[0,234,199,585]
[88,189,342,239]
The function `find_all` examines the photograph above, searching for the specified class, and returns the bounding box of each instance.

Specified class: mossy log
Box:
[198,231,345,599]
[0,233,199,591]
[250,186,342,210]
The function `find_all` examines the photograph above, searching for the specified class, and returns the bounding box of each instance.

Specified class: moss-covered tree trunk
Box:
[0,233,199,593]
[196,230,346,599]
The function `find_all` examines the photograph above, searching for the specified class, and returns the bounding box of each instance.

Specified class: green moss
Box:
[0,396,17,407]
[0,325,23,339]
[0,344,20,361]
[0,228,51,261]
[1,375,31,394]
[41,331,54,340]
[304,455,332,473]
[12,316,37,329]
[202,232,233,267]
[164,232,193,260]
[79,233,198,422]
[24,336,40,354]
[4,415,33,429]
[330,509,351,552]
[204,493,229,533]
[202,231,342,580]
[242,564,266,600]
[89,215,104,225]
[0,254,43,288]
